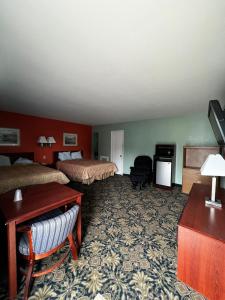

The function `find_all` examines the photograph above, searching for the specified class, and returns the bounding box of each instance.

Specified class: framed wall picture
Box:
[63,133,78,146]
[0,128,20,146]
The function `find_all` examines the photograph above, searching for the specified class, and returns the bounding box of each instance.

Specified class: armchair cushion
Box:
[130,166,151,173]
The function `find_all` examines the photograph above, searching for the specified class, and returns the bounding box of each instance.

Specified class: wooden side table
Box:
[39,162,55,168]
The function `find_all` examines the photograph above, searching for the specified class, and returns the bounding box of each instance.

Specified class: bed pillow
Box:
[14,157,33,165]
[58,152,71,161]
[0,155,11,166]
[71,151,82,160]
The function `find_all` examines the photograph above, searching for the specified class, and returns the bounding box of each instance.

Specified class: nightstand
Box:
[40,162,55,168]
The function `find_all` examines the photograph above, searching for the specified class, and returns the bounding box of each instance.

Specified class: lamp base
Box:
[205,197,222,208]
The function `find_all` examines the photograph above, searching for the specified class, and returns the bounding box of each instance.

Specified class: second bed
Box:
[55,152,118,184]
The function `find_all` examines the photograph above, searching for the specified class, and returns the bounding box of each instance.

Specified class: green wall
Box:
[94,112,218,185]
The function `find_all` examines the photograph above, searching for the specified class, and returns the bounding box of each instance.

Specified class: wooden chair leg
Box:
[23,260,34,300]
[68,233,78,260]
[76,210,82,247]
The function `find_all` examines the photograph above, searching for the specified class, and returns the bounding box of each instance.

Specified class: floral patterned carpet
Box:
[0,175,205,300]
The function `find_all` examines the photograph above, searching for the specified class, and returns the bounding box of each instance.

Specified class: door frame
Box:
[110,130,124,175]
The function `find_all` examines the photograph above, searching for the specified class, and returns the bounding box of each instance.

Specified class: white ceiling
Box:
[0,1,225,125]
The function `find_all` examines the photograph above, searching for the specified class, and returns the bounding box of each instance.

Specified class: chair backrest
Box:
[31,205,79,254]
[134,155,152,169]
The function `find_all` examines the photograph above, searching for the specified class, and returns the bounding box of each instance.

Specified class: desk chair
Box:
[17,205,80,300]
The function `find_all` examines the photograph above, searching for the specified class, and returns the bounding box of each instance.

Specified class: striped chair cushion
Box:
[19,205,79,255]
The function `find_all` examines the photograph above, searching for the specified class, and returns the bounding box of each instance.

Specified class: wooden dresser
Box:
[182,146,220,194]
[177,184,225,300]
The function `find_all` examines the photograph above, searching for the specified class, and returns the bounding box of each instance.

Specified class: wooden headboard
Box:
[0,152,34,164]
[53,150,84,164]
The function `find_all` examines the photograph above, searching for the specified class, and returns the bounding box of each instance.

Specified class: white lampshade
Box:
[47,136,56,144]
[200,154,225,177]
[37,136,48,144]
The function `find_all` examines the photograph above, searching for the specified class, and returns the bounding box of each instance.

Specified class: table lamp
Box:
[200,154,225,208]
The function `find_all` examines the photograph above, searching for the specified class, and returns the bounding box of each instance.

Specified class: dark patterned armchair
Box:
[130,155,153,190]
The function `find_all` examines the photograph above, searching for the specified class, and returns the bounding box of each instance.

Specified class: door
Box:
[111,130,124,175]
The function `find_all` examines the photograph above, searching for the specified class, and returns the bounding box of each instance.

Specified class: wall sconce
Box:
[37,136,48,147]
[37,136,56,147]
[47,136,56,147]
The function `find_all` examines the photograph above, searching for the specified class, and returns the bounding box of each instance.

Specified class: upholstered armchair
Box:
[130,155,153,190]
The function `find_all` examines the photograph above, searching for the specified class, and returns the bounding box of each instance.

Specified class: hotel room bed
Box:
[0,153,69,194]
[55,151,117,184]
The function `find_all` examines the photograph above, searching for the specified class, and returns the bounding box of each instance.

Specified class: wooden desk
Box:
[0,182,83,300]
[177,183,225,300]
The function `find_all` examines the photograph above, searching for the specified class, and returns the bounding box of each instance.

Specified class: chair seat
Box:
[19,206,79,255]
[130,168,151,176]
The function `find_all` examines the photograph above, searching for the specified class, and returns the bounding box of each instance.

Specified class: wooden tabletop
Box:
[179,183,225,243]
[0,182,83,225]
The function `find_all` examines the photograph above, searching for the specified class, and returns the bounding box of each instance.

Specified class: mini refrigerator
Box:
[156,159,172,187]
[154,144,176,188]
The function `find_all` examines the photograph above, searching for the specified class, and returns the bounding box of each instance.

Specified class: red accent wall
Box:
[0,111,92,164]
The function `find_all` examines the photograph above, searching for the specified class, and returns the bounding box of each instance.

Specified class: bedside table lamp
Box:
[47,136,56,147]
[37,136,48,147]
[200,154,225,208]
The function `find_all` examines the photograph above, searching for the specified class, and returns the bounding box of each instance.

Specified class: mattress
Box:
[56,159,118,184]
[0,164,69,195]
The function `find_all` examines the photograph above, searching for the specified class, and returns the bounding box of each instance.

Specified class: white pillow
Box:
[0,155,11,166]
[71,151,82,159]
[14,157,33,165]
[58,152,71,161]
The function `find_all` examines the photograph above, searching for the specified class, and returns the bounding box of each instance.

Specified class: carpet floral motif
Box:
[0,176,205,299]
